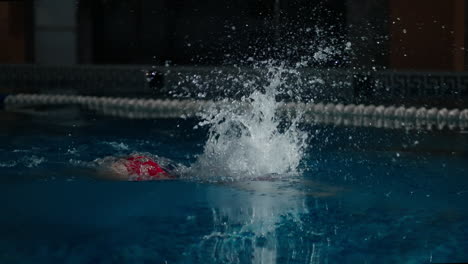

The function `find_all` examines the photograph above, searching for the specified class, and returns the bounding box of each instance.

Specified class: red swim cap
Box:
[124,155,173,181]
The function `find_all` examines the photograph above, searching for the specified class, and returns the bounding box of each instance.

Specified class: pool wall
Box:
[0,64,467,108]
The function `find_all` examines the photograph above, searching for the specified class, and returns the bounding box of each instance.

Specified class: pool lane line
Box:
[3,93,468,130]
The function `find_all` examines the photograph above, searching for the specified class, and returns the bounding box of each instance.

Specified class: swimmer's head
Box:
[96,154,175,181]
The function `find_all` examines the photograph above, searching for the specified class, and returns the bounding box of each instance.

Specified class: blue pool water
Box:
[1,110,468,263]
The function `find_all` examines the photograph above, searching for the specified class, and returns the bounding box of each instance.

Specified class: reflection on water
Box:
[179,170,468,264]
[0,170,467,263]
[184,179,334,264]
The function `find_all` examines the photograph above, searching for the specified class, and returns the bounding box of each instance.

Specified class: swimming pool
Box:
[1,107,467,263]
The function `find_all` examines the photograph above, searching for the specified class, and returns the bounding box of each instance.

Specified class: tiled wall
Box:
[0,65,466,107]
[0,65,150,97]
[371,71,468,107]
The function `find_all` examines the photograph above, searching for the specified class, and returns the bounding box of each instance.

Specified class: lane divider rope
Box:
[4,93,468,130]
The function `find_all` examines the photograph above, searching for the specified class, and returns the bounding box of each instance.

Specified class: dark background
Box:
[1,0,466,71]
[82,0,349,66]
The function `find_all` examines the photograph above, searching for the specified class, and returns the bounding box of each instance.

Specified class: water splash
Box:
[189,63,308,180]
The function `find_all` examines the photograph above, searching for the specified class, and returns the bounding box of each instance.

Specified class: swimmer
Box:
[96,154,177,181]
[93,154,342,198]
